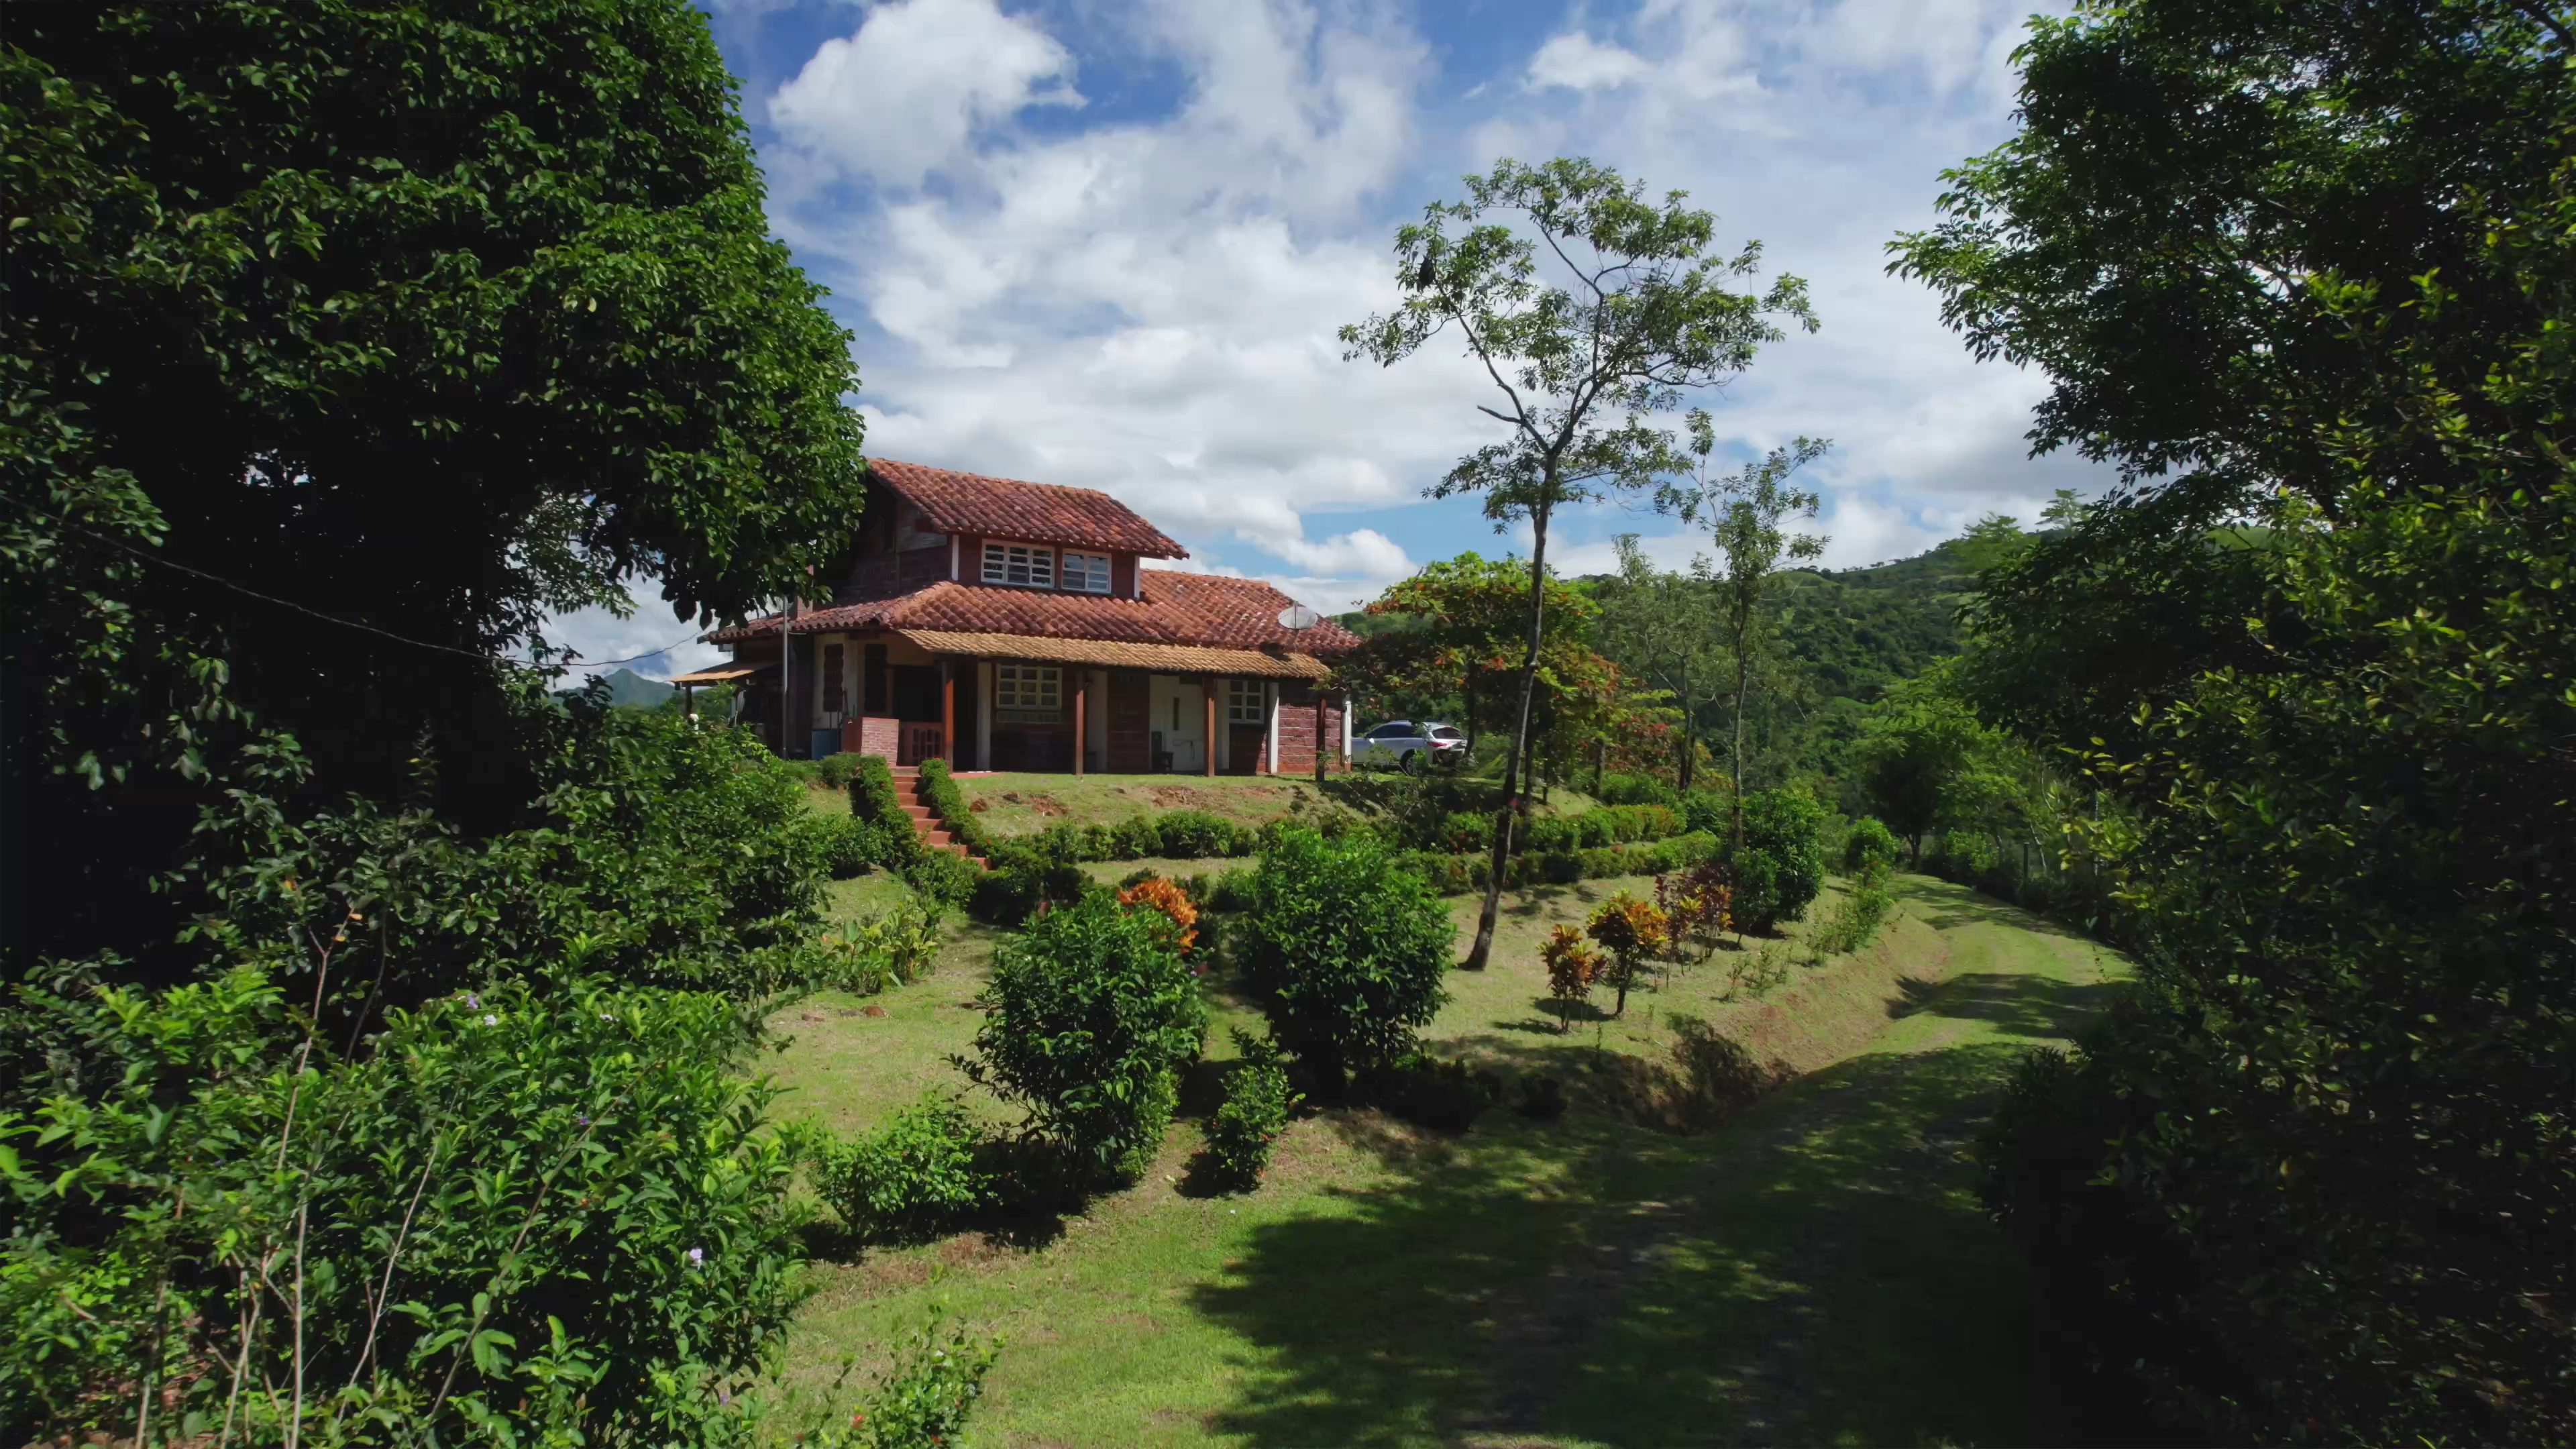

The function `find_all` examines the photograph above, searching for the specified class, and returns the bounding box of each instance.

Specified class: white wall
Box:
[1148,674,1206,772]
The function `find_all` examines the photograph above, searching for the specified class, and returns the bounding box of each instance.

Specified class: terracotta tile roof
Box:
[1142,571,1363,653]
[894,631,1332,680]
[706,573,1360,659]
[870,458,1187,559]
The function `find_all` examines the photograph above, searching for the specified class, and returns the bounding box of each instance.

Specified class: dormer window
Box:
[982,541,1053,588]
[1062,551,1112,594]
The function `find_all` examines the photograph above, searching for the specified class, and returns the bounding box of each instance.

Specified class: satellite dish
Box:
[1277,604,1325,630]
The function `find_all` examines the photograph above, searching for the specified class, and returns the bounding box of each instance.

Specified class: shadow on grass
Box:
[1896,875,2086,941]
[1888,971,2123,1042]
[1187,1040,2102,1448]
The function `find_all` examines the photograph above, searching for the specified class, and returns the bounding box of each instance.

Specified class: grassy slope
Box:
[765,873,2123,1448]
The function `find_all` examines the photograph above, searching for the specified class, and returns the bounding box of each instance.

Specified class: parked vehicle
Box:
[1354,720,1468,773]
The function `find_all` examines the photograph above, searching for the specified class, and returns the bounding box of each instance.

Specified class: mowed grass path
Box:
[765,873,2124,1448]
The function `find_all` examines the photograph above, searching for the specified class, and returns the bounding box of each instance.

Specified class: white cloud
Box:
[722,0,2109,633]
[766,0,1080,187]
[541,602,727,681]
[1526,32,1652,92]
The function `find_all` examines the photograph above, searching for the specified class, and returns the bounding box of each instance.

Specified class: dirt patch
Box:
[1145,784,1221,808]
[861,1004,888,1018]
[847,1253,936,1297]
[938,1232,1009,1269]
[969,796,991,812]
[1025,794,1068,817]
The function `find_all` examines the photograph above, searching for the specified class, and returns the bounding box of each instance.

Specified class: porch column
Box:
[1264,681,1279,774]
[941,659,957,767]
[1073,670,1087,777]
[1201,677,1216,777]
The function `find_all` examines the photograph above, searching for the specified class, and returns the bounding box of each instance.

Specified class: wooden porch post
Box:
[1073,670,1087,777]
[941,660,957,767]
[1201,677,1216,777]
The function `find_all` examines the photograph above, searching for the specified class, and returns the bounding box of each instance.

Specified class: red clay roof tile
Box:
[707,573,1360,657]
[870,459,1187,559]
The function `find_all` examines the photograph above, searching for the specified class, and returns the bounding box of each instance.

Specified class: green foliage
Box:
[1354,1053,1503,1134]
[1238,829,1456,1091]
[1734,789,1826,929]
[1803,883,1895,965]
[806,1096,991,1245]
[1201,1030,1301,1189]
[910,760,994,859]
[820,1311,1002,1449]
[1841,817,1902,883]
[851,756,924,870]
[963,893,1207,1183]
[1595,771,1681,806]
[902,849,981,909]
[806,811,887,880]
[2,1,870,965]
[814,752,867,790]
[1,966,805,1444]
[818,898,945,996]
[1899,3,2576,1439]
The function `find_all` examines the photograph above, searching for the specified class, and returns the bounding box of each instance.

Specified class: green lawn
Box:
[761,873,2124,1446]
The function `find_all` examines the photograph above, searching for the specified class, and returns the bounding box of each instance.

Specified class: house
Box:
[686,459,1361,776]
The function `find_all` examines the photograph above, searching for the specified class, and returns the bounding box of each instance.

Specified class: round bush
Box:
[964,892,1208,1182]
[811,1094,991,1243]
[1238,828,1455,1091]
[1842,816,1902,883]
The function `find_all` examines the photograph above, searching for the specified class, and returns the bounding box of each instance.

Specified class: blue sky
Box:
[561,0,2108,676]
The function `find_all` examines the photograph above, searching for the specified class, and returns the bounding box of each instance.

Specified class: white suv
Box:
[1354,720,1468,774]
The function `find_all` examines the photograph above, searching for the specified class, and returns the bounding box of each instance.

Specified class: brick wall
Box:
[1275,686,1344,773]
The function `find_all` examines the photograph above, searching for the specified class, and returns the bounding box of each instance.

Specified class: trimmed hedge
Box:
[849,755,922,870]
[1436,804,1686,855]
[1396,830,1719,896]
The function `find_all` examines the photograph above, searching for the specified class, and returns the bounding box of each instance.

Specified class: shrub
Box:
[1540,924,1601,1032]
[1680,787,1729,837]
[1513,1073,1568,1118]
[1155,808,1249,859]
[1804,881,1896,963]
[1202,1028,1300,1187]
[1356,1052,1501,1132]
[1656,861,1734,963]
[814,751,866,790]
[837,1310,1003,1449]
[1595,771,1680,806]
[845,897,945,985]
[962,892,1207,1182]
[1842,816,1902,884]
[805,810,885,879]
[913,759,998,861]
[1585,893,1670,1016]
[1118,876,1201,959]
[1731,848,1784,933]
[904,847,981,907]
[1439,809,1496,853]
[809,1095,991,1244]
[1238,828,1455,1093]
[1106,814,1161,860]
[1739,789,1828,923]
[851,755,922,871]
[0,967,806,1444]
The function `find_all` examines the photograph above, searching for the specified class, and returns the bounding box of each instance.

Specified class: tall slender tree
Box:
[1341,158,1815,969]
[1601,536,1728,790]
[1678,421,1829,849]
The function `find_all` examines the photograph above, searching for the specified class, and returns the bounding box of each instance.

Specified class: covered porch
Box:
[733,627,1349,776]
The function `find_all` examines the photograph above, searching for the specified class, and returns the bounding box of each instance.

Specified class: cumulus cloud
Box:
[1526,32,1653,92]
[767,0,1080,187]
[718,0,2108,628]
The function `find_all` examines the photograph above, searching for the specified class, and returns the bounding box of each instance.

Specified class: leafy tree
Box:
[1672,421,1831,849]
[1599,536,1731,789]
[3,0,868,969]
[1342,156,1816,969]
[1858,672,2027,862]
[1895,2,2576,1439]
[1346,551,1646,781]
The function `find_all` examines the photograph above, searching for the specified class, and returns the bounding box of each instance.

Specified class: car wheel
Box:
[1401,750,1424,776]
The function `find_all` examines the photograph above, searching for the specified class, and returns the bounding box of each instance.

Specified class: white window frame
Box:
[981,541,1054,588]
[1061,551,1112,594]
[994,663,1063,721]
[1226,678,1264,725]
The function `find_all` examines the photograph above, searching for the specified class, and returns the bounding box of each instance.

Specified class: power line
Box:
[60,520,716,675]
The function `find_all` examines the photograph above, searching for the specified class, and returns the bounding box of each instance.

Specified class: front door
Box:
[1106,670,1150,773]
